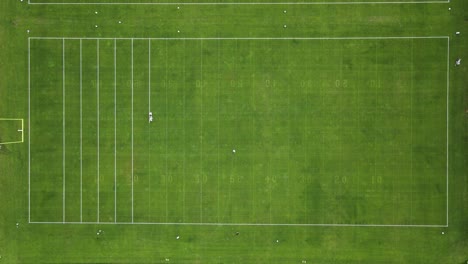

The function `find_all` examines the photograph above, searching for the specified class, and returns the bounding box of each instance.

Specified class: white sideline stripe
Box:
[131,39,134,223]
[62,38,66,223]
[80,39,83,223]
[30,36,448,40]
[28,1,450,5]
[28,37,31,223]
[97,39,100,223]
[29,221,448,227]
[114,39,117,223]
[446,37,449,227]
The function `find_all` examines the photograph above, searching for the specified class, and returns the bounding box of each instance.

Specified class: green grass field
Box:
[1,0,467,263]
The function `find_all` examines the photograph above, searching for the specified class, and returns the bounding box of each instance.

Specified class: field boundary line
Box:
[31,36,449,40]
[28,0,450,5]
[29,221,449,227]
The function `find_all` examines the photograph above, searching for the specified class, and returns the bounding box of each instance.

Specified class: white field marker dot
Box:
[232,149,236,153]
[284,25,287,28]
[27,30,30,33]
[119,21,122,24]
[276,240,279,243]
[177,6,180,9]
[95,25,98,28]
[442,232,445,235]
[176,236,180,239]
[284,10,287,13]
[95,11,98,14]
[448,7,451,10]
[177,30,180,33]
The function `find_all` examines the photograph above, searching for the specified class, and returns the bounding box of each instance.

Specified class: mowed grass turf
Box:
[29,37,448,226]
[1,0,468,263]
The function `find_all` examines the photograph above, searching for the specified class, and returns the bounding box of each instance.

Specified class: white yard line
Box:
[200,40,204,223]
[216,39,220,223]
[182,39,186,222]
[114,39,117,223]
[165,40,169,222]
[97,39,100,223]
[80,39,83,222]
[148,39,152,220]
[446,37,449,227]
[62,38,66,223]
[28,1,450,5]
[28,37,31,223]
[131,39,135,223]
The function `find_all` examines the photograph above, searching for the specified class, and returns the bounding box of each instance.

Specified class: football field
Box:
[1,0,467,263]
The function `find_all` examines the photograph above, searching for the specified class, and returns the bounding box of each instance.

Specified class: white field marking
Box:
[410,40,414,223]
[216,39,220,223]
[28,38,31,222]
[97,39,100,223]
[200,39,203,223]
[28,1,450,5]
[31,36,449,40]
[0,141,24,145]
[29,221,448,227]
[0,118,25,145]
[80,39,83,222]
[131,38,134,223]
[148,40,151,111]
[114,39,117,223]
[446,37,449,226]
[148,39,151,220]
[30,36,449,226]
[62,38,66,223]
[182,39,186,222]
[165,40,168,221]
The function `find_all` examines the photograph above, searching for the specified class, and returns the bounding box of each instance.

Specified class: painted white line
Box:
[97,39,100,223]
[28,37,31,223]
[131,38,134,223]
[200,39,203,223]
[30,36,449,40]
[446,37,449,227]
[18,129,23,132]
[29,221,449,228]
[216,39,220,223]
[182,39,186,222]
[148,39,152,220]
[28,1,450,5]
[114,39,117,223]
[80,39,83,223]
[62,38,66,223]
[165,40,168,221]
